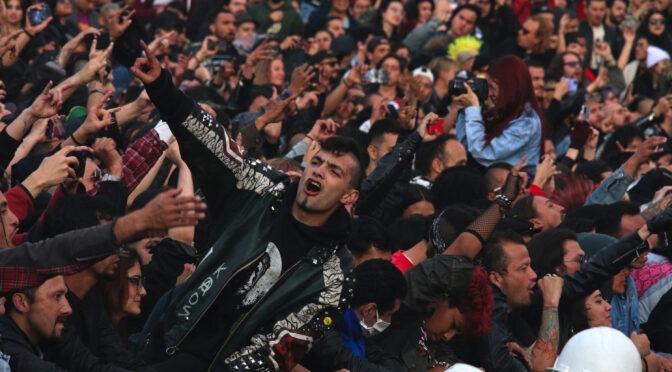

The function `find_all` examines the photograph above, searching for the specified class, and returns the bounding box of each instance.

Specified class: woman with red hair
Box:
[454,55,546,170]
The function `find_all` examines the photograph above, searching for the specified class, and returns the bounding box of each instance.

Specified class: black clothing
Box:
[0,315,128,371]
[61,287,152,371]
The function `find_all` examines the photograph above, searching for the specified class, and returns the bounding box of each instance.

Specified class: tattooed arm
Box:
[528,276,563,372]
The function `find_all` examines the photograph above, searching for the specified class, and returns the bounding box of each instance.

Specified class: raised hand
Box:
[0,29,22,57]
[24,3,52,37]
[537,274,563,307]
[81,91,122,135]
[131,40,162,84]
[35,145,91,185]
[76,40,114,84]
[136,188,207,233]
[397,98,417,130]
[307,119,340,141]
[148,30,175,55]
[416,112,439,142]
[109,5,135,40]
[196,35,219,61]
[345,62,369,87]
[287,64,315,95]
[92,137,122,174]
[28,81,66,119]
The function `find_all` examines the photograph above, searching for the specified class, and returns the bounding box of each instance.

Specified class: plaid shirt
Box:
[89,129,168,195]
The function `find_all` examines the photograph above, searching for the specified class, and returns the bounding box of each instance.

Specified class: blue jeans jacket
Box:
[456,103,541,168]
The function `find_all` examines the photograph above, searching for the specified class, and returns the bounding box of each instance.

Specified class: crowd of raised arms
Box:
[1,0,672,370]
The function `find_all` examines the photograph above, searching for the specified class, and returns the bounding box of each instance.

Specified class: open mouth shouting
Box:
[304,178,322,196]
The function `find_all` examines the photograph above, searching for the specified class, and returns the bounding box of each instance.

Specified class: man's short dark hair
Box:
[351,25,376,45]
[484,230,525,274]
[431,166,487,210]
[211,9,233,23]
[449,4,481,28]
[368,119,401,147]
[510,195,538,221]
[528,228,577,277]
[42,195,117,239]
[415,134,456,177]
[484,162,512,192]
[587,0,606,6]
[320,136,366,189]
[376,54,406,72]
[351,259,407,314]
[348,216,390,258]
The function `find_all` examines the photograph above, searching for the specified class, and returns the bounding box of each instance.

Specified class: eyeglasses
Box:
[649,18,665,25]
[127,275,144,291]
[565,255,587,265]
[564,61,582,68]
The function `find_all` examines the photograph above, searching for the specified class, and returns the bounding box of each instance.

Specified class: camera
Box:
[361,69,389,85]
[448,75,489,104]
[28,4,51,26]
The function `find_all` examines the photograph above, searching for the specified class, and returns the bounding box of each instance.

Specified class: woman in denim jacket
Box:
[454,55,546,172]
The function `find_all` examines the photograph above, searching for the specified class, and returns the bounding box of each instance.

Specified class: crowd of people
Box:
[0,0,672,369]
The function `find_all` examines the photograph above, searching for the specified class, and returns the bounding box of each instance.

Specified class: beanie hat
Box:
[646,46,670,68]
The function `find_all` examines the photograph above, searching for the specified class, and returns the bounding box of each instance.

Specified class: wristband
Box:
[70,134,84,146]
[23,29,34,38]
[88,89,105,96]
[280,90,292,100]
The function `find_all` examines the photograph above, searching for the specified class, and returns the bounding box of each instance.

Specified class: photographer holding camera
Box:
[453,55,545,173]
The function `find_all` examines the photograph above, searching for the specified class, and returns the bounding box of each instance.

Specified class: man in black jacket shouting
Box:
[131,40,365,372]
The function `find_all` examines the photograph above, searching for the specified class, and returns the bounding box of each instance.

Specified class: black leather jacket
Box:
[357,131,422,225]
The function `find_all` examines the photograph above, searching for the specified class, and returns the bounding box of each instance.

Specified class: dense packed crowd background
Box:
[0,0,672,369]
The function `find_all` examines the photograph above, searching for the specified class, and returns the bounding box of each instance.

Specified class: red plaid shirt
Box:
[89,129,168,195]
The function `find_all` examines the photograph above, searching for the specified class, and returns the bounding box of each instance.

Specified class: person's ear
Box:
[489,271,503,288]
[209,23,215,35]
[555,265,567,276]
[340,189,359,206]
[431,157,444,176]
[12,293,29,313]
[529,218,544,230]
[367,144,378,162]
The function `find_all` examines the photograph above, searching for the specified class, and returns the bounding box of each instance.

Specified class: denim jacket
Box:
[584,165,634,206]
[456,103,541,168]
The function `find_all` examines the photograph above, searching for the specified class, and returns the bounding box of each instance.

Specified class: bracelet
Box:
[306,135,315,142]
[495,194,512,209]
[70,134,84,146]
[23,28,34,38]
[88,89,105,96]
[464,229,485,246]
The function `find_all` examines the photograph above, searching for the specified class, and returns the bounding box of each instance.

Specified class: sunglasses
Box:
[649,18,665,25]
[564,61,582,68]
[565,255,587,265]
[127,275,145,291]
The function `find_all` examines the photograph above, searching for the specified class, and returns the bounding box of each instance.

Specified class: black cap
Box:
[151,10,184,33]
[310,50,336,64]
[235,12,256,26]
[330,36,355,58]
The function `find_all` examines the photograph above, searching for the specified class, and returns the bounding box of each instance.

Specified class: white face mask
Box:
[360,310,391,336]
